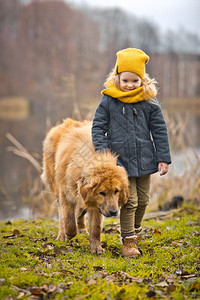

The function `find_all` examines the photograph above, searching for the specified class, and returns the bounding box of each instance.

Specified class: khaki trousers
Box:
[120,175,150,236]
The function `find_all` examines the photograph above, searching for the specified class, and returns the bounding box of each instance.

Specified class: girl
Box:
[92,48,171,257]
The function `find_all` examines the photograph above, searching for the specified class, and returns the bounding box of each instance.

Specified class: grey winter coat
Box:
[92,95,171,177]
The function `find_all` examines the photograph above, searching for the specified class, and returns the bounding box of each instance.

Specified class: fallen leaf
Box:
[181,274,197,279]
[88,278,97,285]
[20,267,28,271]
[97,271,108,278]
[3,229,25,239]
[29,237,48,242]
[109,246,121,256]
[36,247,51,254]
[146,290,156,298]
[29,287,44,295]
[171,254,176,260]
[0,278,6,285]
[157,289,167,298]
[5,220,12,225]
[156,280,169,287]
[11,285,31,297]
[131,277,148,283]
[5,242,14,246]
[42,243,54,249]
[171,241,178,246]
[167,284,176,293]
[53,270,74,276]
[163,273,176,283]
[189,281,200,291]
[101,241,107,249]
[69,239,81,248]
[104,274,116,282]
[44,263,53,269]
[176,266,193,277]
[153,229,161,235]
[117,271,136,281]
[53,247,62,255]
[64,282,73,287]
[28,285,59,296]
[103,225,120,234]
[76,292,93,300]
[88,272,106,280]
[102,271,151,284]
[115,288,126,298]
[93,266,104,271]
[147,248,155,255]
[35,270,48,276]
[17,291,26,298]
[48,285,58,294]
[176,266,184,276]
[64,247,74,253]
[3,234,18,239]
[13,229,20,236]
[41,284,57,294]
[171,241,184,247]
[41,284,49,292]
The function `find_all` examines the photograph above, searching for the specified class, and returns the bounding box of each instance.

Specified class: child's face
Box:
[119,72,142,92]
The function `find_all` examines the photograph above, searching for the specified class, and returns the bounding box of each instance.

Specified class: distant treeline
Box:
[0,0,200,109]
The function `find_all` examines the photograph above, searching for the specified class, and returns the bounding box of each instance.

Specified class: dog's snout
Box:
[109,210,118,216]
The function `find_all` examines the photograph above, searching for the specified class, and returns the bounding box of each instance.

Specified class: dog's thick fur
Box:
[41,118,129,253]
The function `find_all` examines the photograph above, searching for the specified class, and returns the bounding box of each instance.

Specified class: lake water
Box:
[0,100,200,220]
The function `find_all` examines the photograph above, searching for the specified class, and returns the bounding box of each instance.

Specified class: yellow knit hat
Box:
[114,48,149,79]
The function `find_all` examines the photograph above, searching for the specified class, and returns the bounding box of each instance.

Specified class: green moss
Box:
[0,205,200,299]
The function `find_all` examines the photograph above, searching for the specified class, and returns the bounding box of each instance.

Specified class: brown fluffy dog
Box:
[41,118,129,253]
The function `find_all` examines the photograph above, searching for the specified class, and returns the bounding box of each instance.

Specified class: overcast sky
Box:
[69,0,200,34]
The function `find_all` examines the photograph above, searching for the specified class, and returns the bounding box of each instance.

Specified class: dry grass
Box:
[150,111,200,210]
[5,111,200,217]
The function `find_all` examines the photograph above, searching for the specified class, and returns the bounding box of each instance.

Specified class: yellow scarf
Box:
[101,79,156,103]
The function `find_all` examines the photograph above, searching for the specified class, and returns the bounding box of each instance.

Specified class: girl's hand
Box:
[158,162,169,176]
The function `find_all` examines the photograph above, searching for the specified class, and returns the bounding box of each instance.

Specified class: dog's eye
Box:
[100,191,106,197]
[114,189,119,194]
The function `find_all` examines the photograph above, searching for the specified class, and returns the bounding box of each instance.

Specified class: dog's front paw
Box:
[90,241,104,254]
[78,228,88,234]
[56,233,66,241]
[57,231,75,241]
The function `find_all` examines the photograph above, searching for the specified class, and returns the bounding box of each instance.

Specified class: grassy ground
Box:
[0,205,199,300]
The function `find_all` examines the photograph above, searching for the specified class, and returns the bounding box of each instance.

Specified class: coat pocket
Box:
[140,140,157,170]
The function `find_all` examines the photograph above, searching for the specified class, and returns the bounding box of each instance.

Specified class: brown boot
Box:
[135,226,142,234]
[121,236,141,257]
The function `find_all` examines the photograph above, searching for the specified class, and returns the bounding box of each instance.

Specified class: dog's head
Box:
[78,160,129,217]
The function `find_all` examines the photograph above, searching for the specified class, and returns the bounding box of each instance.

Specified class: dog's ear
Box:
[119,184,130,207]
[116,166,130,207]
[77,177,90,201]
[77,176,98,204]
